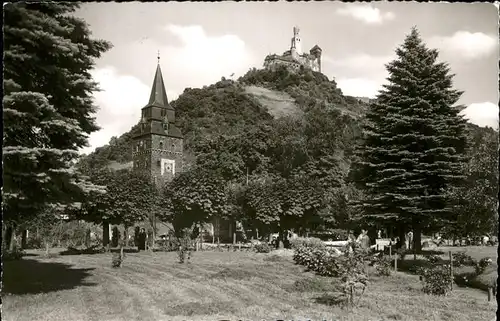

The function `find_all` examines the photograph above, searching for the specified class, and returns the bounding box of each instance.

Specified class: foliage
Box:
[176,228,195,264]
[351,27,468,251]
[420,264,452,296]
[163,167,231,234]
[341,248,369,308]
[290,237,325,250]
[2,246,26,261]
[254,242,272,253]
[452,251,475,267]
[446,124,499,239]
[111,251,123,268]
[78,168,160,228]
[475,257,493,275]
[3,3,111,223]
[425,254,443,265]
[372,255,393,276]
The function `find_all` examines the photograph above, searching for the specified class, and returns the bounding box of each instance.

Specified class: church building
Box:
[131,57,238,244]
[132,58,184,189]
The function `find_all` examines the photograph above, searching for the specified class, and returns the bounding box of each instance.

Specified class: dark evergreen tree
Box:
[353,27,468,251]
[2,2,112,233]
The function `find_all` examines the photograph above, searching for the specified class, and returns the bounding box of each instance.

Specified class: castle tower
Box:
[132,55,183,189]
[310,45,322,73]
[290,26,302,58]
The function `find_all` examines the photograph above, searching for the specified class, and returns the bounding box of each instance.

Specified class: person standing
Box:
[407,231,413,250]
[138,228,146,251]
[357,229,370,250]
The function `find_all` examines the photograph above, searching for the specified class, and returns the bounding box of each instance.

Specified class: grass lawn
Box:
[3,249,497,321]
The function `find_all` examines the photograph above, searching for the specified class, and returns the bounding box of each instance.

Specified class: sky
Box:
[75,2,499,154]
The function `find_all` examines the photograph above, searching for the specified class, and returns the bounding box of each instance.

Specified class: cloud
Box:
[324,53,393,98]
[428,31,498,60]
[81,25,256,154]
[460,102,499,129]
[336,78,382,98]
[336,4,395,24]
[160,24,257,90]
[80,67,151,155]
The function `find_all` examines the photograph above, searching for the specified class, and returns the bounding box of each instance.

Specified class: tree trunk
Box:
[4,225,13,250]
[103,221,110,248]
[413,219,422,253]
[21,229,28,249]
[45,238,50,256]
[9,225,17,251]
[85,228,91,248]
[123,225,129,247]
[397,223,406,249]
[368,228,377,246]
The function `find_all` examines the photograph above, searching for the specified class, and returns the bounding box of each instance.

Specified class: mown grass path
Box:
[3,251,497,321]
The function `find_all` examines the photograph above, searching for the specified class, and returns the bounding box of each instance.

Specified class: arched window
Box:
[136,144,139,152]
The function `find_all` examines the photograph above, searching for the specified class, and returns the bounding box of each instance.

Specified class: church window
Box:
[136,144,139,152]
[163,122,168,131]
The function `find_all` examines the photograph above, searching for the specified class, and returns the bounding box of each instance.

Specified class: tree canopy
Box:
[352,27,468,250]
[3,3,112,223]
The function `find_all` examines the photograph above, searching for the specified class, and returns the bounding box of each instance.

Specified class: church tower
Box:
[132,55,183,189]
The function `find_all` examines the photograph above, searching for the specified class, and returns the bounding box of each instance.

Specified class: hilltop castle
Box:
[264,27,322,73]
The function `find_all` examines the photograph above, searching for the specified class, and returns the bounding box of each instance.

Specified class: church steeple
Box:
[147,60,169,108]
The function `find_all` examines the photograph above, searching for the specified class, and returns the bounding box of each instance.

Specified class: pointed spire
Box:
[147,56,169,107]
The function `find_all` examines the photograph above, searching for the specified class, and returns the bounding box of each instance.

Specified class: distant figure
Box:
[348,231,356,242]
[377,230,382,239]
[357,229,370,250]
[138,228,147,251]
[482,235,490,246]
[407,231,413,250]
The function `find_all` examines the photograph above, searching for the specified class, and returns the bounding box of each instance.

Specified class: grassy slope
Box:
[3,250,496,321]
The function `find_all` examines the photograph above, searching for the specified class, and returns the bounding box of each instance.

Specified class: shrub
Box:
[254,242,272,253]
[157,239,180,252]
[452,251,475,267]
[2,247,25,261]
[290,237,325,250]
[424,254,443,265]
[373,255,392,276]
[26,236,44,249]
[340,247,369,307]
[420,264,451,296]
[476,257,493,275]
[111,251,123,268]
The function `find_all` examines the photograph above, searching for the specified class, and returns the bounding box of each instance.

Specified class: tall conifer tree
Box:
[353,27,468,251]
[3,3,111,227]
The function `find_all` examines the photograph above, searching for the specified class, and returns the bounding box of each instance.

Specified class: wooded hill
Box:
[78,66,368,172]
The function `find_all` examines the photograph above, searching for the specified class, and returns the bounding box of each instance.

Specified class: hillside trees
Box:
[352,27,468,251]
[445,125,499,239]
[2,3,111,249]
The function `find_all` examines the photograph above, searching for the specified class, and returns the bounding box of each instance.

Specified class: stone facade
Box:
[132,135,183,189]
[264,27,322,73]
